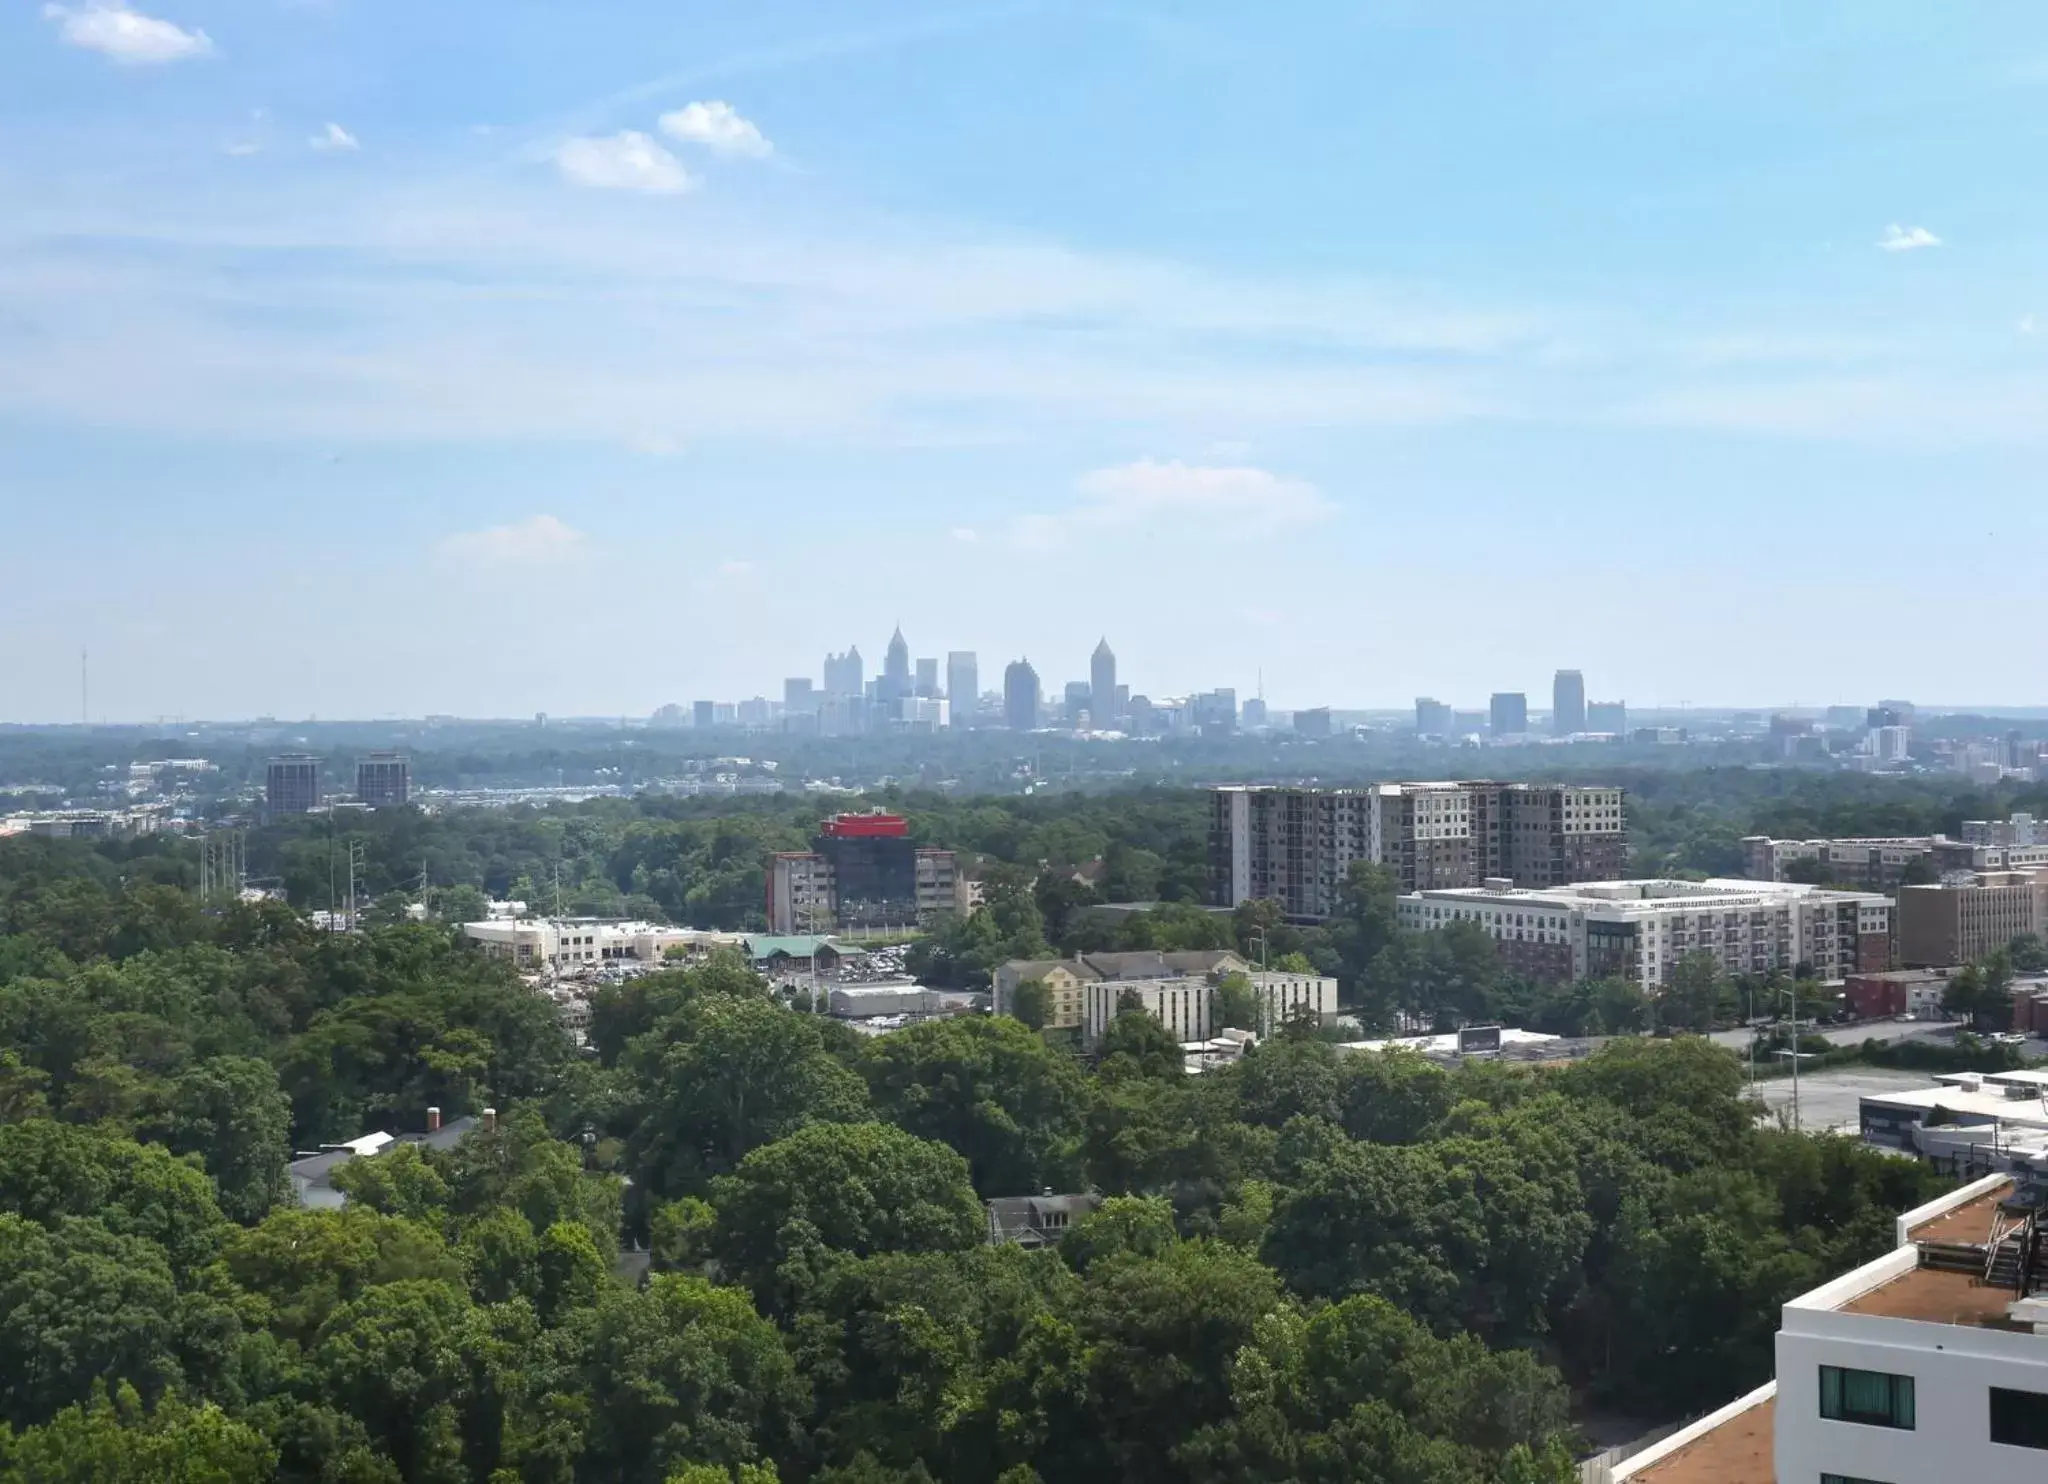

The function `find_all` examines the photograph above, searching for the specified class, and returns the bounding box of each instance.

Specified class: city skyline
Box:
[9,6,2048,718]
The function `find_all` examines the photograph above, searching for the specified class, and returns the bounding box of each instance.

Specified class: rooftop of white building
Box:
[1402,876,1890,911]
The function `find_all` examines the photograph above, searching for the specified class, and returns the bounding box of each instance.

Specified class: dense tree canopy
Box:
[0,823,1962,1481]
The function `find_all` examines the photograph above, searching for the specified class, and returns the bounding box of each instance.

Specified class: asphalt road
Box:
[1705,1018,1970,1055]
[1748,1066,1939,1134]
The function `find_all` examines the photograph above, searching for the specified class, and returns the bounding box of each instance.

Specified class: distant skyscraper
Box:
[693,701,715,729]
[1295,707,1333,738]
[1090,638,1118,727]
[356,752,410,809]
[1415,698,1452,736]
[1490,692,1528,737]
[946,652,978,726]
[1004,659,1040,731]
[1064,680,1092,726]
[784,678,816,713]
[915,657,939,699]
[1242,697,1268,729]
[1552,670,1587,736]
[1588,700,1628,735]
[824,647,864,698]
[266,754,321,815]
[884,627,911,688]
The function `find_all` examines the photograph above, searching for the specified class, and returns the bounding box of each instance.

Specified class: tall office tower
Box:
[783,678,816,713]
[1552,670,1587,735]
[1210,781,1628,918]
[356,752,410,809]
[945,652,978,726]
[1295,707,1333,737]
[915,657,939,699]
[1490,692,1528,737]
[1063,680,1092,726]
[1126,694,1156,735]
[1587,700,1628,734]
[823,647,864,698]
[1242,697,1268,729]
[1090,638,1118,727]
[1004,659,1040,731]
[1415,697,1452,735]
[693,701,715,729]
[883,627,911,694]
[266,755,321,816]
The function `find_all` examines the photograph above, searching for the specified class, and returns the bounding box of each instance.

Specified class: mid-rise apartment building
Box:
[1396,877,1893,988]
[764,811,962,933]
[1210,781,1628,920]
[1611,1175,2048,1484]
[1744,825,2048,887]
[994,950,1251,1035]
[1898,870,2048,968]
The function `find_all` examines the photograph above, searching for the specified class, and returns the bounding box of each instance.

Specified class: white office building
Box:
[1613,1174,2048,1483]
[1083,976,1214,1050]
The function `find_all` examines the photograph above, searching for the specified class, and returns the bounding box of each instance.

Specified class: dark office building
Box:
[1490,692,1528,737]
[1004,659,1040,731]
[357,752,411,808]
[693,701,715,729]
[266,755,322,816]
[814,812,918,928]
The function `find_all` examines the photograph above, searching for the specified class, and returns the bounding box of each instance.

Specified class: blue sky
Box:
[5,1,2048,721]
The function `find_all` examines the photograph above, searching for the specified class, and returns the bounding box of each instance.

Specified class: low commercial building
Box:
[828,983,941,1019]
[462,918,740,971]
[1843,967,1954,1020]
[1610,1175,2048,1484]
[1898,870,2048,968]
[2,805,169,839]
[1397,877,1893,988]
[1743,825,2048,886]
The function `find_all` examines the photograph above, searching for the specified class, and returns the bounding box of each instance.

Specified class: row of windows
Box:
[1819,1364,2048,1450]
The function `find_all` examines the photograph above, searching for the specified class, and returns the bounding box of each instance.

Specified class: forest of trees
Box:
[0,831,1952,1482]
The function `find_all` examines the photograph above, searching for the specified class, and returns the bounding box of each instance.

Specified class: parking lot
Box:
[1749,1066,1940,1133]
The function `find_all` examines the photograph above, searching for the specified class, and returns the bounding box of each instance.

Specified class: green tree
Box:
[860,1016,1087,1196]
[0,1384,275,1483]
[311,1278,476,1483]
[1058,1195,1177,1274]
[1213,972,1259,1033]
[627,996,871,1199]
[136,1055,292,1224]
[584,1275,803,1484]
[1008,978,1051,1033]
[708,1123,982,1311]
[1661,951,1727,1033]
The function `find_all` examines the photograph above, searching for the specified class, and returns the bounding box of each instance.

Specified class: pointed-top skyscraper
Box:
[1090,637,1118,728]
[885,626,911,688]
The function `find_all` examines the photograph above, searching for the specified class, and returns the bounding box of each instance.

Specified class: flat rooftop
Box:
[1906,1179,2010,1245]
[1630,1395,1774,1483]
[1840,1266,2024,1329]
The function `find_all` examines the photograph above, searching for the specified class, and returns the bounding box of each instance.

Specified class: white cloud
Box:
[553,132,695,194]
[1878,223,1941,252]
[222,141,262,157]
[43,1,212,64]
[949,527,979,543]
[659,101,773,158]
[717,559,755,577]
[2022,315,2036,335]
[439,514,586,566]
[1018,458,1336,549]
[310,123,359,153]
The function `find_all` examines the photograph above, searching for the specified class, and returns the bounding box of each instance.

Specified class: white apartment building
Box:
[1614,1174,2048,1484]
[1397,877,1893,988]
[1246,970,1340,1036]
[1083,976,1214,1051]
[461,918,742,971]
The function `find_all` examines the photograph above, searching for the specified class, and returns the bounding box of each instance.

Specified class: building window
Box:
[1820,1366,1915,1430]
[1991,1386,2048,1450]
